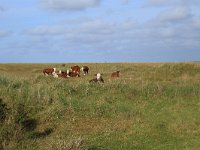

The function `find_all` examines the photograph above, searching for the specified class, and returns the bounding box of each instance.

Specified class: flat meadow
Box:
[0,63,200,150]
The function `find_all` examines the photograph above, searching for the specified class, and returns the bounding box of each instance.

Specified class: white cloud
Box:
[143,6,191,31]
[24,26,66,36]
[40,0,101,11]
[22,18,140,54]
[76,20,116,34]
[157,6,191,23]
[158,28,175,38]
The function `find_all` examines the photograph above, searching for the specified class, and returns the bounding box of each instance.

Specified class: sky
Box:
[0,0,200,63]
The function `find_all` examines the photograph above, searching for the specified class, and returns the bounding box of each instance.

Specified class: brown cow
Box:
[68,71,80,77]
[68,65,81,77]
[43,68,56,76]
[111,71,120,77]
[89,73,104,83]
[81,66,89,75]
[70,65,80,77]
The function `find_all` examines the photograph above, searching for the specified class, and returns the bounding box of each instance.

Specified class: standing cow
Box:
[69,65,80,77]
[81,66,89,75]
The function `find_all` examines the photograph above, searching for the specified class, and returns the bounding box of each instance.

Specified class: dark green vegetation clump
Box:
[0,63,200,149]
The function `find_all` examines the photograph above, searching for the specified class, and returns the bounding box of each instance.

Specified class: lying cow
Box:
[111,71,120,77]
[57,72,69,78]
[52,70,70,78]
[43,68,56,76]
[81,66,89,75]
[89,73,104,83]
[52,69,80,78]
[66,69,79,77]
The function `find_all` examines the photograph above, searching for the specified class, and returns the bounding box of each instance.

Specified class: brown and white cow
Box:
[89,73,104,83]
[70,65,80,77]
[57,71,69,78]
[43,68,56,76]
[111,71,120,77]
[65,70,78,77]
[81,66,89,75]
[51,70,70,78]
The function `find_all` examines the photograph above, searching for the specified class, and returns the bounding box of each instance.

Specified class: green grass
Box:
[0,63,200,149]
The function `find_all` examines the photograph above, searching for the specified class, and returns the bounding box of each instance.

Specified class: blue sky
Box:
[0,0,200,63]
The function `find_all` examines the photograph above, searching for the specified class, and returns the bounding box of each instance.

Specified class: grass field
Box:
[0,63,200,150]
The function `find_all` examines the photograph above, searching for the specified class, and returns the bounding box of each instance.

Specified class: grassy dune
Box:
[0,63,200,150]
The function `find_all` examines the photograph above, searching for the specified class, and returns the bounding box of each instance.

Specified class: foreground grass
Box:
[0,63,200,149]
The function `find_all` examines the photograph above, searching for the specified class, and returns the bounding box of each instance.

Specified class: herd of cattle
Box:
[43,65,120,83]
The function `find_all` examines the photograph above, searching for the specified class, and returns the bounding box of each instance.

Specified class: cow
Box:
[89,73,104,83]
[52,70,69,78]
[70,65,80,77]
[52,70,68,78]
[52,71,58,78]
[43,68,56,76]
[57,72,69,78]
[56,69,79,78]
[81,66,89,75]
[111,71,120,77]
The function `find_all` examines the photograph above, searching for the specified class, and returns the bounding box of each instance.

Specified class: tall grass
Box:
[0,63,200,149]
